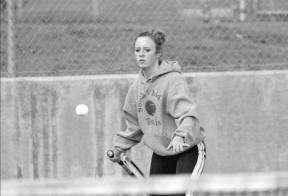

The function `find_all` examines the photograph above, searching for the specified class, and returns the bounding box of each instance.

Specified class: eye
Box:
[145,49,151,52]
[135,48,140,53]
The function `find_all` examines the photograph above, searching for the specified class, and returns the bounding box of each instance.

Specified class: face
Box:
[134,36,160,70]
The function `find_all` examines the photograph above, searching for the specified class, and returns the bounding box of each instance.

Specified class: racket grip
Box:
[107,150,114,158]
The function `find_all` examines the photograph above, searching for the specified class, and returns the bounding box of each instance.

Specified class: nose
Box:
[139,49,145,57]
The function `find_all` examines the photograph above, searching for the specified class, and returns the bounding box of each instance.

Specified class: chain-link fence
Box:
[1,0,288,77]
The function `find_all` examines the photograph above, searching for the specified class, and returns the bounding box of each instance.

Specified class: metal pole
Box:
[7,0,16,76]
[92,0,99,20]
[17,0,23,19]
[239,0,246,21]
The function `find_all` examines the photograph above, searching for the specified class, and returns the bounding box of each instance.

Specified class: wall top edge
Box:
[1,70,288,83]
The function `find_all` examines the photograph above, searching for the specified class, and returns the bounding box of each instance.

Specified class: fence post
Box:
[239,0,246,21]
[16,0,23,19]
[7,0,21,179]
[92,0,99,20]
[7,0,16,76]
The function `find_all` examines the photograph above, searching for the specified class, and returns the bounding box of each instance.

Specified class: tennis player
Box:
[109,29,206,196]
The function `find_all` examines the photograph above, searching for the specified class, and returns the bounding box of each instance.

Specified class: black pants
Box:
[149,142,206,196]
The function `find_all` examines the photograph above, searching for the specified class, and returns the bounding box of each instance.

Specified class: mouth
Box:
[138,59,146,64]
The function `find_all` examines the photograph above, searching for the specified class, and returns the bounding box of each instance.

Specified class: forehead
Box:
[135,36,156,48]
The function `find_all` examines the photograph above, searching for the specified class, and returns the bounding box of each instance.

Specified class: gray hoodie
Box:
[114,60,205,156]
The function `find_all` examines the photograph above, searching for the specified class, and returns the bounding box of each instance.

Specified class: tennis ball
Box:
[75,104,89,116]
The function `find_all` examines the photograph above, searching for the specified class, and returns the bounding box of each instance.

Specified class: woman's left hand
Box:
[167,136,190,153]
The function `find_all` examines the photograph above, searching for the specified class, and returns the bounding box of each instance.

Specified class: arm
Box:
[113,83,143,153]
[114,110,143,152]
[166,77,204,147]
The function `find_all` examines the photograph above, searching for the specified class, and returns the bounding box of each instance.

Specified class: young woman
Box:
[109,29,206,196]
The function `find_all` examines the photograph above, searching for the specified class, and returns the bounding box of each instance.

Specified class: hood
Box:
[139,60,181,82]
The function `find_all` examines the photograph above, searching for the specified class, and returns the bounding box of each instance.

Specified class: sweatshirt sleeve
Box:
[113,83,143,152]
[166,77,204,144]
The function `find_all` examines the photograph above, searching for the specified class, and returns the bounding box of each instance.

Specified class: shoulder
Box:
[126,77,143,96]
[163,73,191,96]
[126,79,137,97]
[128,78,140,90]
[165,72,187,86]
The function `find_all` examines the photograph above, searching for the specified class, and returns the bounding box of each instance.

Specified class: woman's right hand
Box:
[107,149,122,163]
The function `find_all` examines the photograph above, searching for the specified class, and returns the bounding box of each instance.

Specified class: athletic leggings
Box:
[149,141,206,196]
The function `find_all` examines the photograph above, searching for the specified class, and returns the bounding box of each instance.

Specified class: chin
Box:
[138,64,148,69]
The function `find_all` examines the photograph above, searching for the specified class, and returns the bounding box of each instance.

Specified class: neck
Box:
[142,60,160,79]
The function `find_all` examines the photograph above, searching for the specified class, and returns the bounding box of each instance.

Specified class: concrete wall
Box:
[1,71,288,179]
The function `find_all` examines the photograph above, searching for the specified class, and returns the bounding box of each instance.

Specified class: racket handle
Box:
[107,150,114,158]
